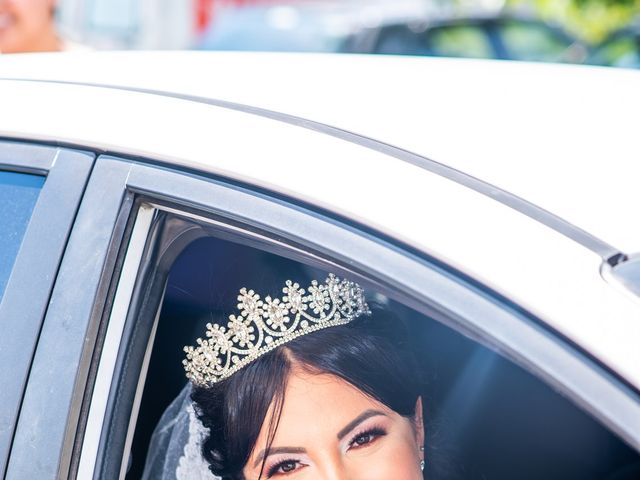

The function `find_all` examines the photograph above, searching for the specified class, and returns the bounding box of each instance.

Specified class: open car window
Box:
[56,156,638,480]
[126,232,640,480]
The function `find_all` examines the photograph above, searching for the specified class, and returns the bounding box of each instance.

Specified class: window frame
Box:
[0,140,94,479]
[8,153,639,480]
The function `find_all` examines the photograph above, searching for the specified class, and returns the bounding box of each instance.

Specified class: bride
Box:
[143,274,426,479]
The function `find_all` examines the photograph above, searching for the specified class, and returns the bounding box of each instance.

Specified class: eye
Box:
[348,427,387,450]
[266,459,304,477]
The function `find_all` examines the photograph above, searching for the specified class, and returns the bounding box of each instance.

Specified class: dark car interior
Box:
[125,234,640,480]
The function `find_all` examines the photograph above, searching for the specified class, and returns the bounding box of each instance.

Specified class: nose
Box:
[320,470,350,480]
[316,456,351,480]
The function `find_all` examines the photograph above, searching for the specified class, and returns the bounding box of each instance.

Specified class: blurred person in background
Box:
[0,0,79,53]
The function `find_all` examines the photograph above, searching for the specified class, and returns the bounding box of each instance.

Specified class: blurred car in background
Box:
[587,25,640,68]
[343,14,588,63]
[196,1,588,64]
[52,0,639,69]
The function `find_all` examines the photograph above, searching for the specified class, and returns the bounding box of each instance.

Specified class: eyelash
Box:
[264,426,388,477]
[266,458,301,478]
[347,426,388,450]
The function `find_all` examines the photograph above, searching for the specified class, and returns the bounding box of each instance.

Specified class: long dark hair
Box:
[191,304,423,480]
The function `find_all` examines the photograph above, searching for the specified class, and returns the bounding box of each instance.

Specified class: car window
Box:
[124,231,640,480]
[373,25,432,55]
[590,37,640,68]
[0,170,44,300]
[427,25,494,59]
[500,20,573,62]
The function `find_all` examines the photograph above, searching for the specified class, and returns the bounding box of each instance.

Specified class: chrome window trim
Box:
[76,204,155,480]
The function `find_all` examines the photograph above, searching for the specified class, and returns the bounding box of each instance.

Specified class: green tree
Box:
[508,0,640,41]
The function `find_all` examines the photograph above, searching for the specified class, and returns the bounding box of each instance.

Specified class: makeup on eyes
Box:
[259,411,393,477]
[347,424,388,450]
[265,457,306,478]
[263,426,390,477]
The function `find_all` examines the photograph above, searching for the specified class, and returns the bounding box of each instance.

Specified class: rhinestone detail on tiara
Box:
[183,274,370,386]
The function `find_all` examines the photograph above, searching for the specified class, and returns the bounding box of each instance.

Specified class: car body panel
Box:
[2,52,639,253]
[0,142,94,478]
[0,70,638,392]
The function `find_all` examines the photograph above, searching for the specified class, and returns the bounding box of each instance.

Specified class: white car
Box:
[0,52,638,479]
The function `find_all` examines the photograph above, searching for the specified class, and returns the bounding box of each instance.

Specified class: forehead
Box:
[262,369,392,444]
[288,369,379,411]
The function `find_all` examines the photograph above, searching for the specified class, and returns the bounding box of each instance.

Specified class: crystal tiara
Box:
[183,274,370,386]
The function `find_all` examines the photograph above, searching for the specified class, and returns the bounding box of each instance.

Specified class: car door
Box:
[5,134,639,479]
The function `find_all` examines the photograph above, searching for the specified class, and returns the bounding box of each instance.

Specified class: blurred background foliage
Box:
[505,0,640,41]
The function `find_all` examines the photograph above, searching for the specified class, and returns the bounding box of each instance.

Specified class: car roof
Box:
[1,52,639,389]
[2,51,638,254]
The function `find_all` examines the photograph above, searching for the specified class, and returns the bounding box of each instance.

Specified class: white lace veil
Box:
[141,383,219,480]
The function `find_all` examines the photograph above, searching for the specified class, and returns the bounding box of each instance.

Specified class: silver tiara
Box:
[183,274,370,386]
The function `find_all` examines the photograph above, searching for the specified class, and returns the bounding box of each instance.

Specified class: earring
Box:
[419,446,425,471]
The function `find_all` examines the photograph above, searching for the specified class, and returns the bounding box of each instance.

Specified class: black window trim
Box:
[8,154,639,480]
[0,140,94,479]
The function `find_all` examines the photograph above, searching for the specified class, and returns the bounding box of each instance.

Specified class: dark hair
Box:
[191,304,423,480]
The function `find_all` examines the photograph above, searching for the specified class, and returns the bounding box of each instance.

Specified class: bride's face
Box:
[243,366,425,479]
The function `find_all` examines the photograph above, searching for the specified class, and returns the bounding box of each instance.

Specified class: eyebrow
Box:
[253,446,307,468]
[252,410,387,468]
[336,409,387,440]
